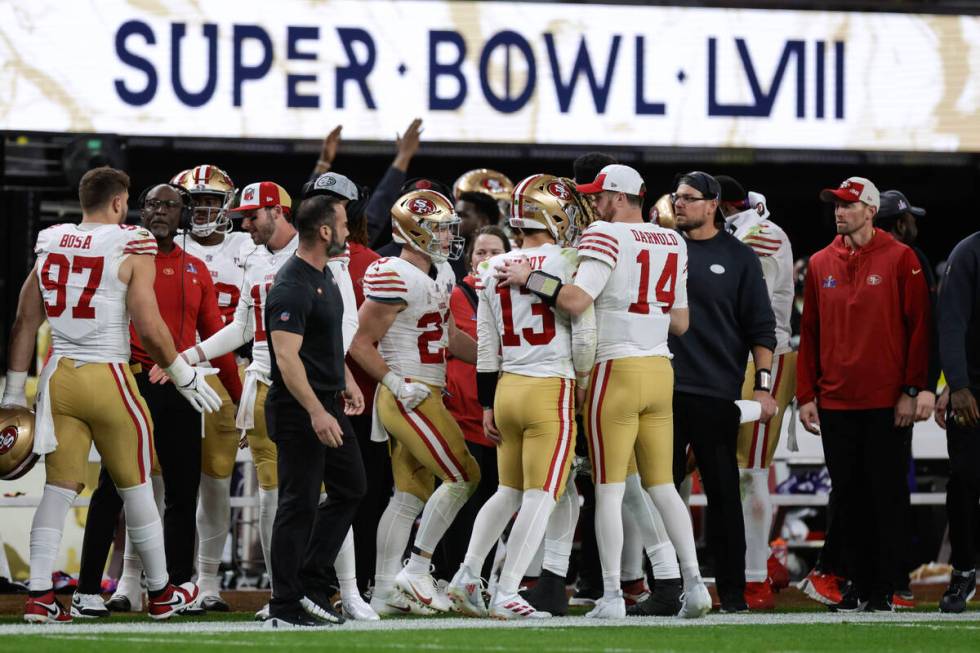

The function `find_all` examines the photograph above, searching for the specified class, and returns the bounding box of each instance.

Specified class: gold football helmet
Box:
[170,164,236,237]
[391,190,464,263]
[649,193,677,230]
[453,168,514,218]
[0,405,38,481]
[510,174,586,246]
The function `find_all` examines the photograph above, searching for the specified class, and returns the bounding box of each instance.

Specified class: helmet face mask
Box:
[171,165,236,238]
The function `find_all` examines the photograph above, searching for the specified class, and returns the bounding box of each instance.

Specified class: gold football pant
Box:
[494,373,575,499]
[44,359,154,490]
[737,352,797,470]
[246,382,278,490]
[585,356,674,487]
[377,383,480,503]
[201,373,240,480]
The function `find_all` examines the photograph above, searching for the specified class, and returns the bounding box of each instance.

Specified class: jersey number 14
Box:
[628,251,677,315]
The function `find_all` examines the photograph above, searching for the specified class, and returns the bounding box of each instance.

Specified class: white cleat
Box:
[586,595,626,619]
[70,592,110,618]
[340,593,380,621]
[489,592,550,620]
[369,589,435,616]
[254,603,271,621]
[447,566,487,617]
[395,568,452,613]
[677,582,712,619]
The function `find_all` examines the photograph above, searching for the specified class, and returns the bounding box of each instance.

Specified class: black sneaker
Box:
[568,580,602,606]
[0,577,28,594]
[201,595,230,612]
[940,569,977,614]
[301,591,345,625]
[627,578,682,616]
[864,594,894,612]
[265,610,322,629]
[719,598,749,614]
[831,585,867,613]
[521,570,568,616]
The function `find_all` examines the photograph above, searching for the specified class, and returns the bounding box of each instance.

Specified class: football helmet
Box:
[0,405,38,480]
[453,168,514,217]
[649,194,677,230]
[170,164,236,237]
[509,174,583,246]
[391,190,464,263]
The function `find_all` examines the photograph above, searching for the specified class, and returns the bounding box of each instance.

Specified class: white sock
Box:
[196,474,231,589]
[29,485,76,592]
[542,477,579,577]
[623,474,680,580]
[151,474,165,517]
[741,468,772,583]
[621,501,644,582]
[594,482,626,598]
[0,531,11,579]
[119,532,142,589]
[677,474,692,505]
[119,482,168,592]
[497,490,555,595]
[258,488,278,590]
[412,481,474,557]
[647,483,701,587]
[375,491,424,591]
[462,486,522,576]
[335,527,359,599]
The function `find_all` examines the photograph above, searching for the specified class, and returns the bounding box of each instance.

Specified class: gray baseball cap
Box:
[304,172,359,201]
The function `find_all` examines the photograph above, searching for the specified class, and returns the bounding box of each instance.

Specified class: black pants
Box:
[946,390,980,572]
[349,410,393,593]
[137,373,202,584]
[819,407,910,599]
[672,392,744,602]
[78,466,123,594]
[267,393,366,613]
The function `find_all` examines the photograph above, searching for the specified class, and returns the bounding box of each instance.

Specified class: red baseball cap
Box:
[819,177,880,208]
[575,164,646,197]
[230,181,293,214]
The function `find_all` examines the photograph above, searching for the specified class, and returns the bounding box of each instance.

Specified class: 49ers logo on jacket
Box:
[409,197,437,216]
[0,426,17,455]
[547,181,570,200]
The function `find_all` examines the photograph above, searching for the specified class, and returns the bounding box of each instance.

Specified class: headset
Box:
[136,183,195,230]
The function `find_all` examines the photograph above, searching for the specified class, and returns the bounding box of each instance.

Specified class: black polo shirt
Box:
[266,254,346,404]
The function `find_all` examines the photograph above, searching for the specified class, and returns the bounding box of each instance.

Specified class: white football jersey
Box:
[477,244,579,379]
[328,248,358,355]
[363,256,456,387]
[35,222,157,363]
[577,221,688,363]
[181,231,252,325]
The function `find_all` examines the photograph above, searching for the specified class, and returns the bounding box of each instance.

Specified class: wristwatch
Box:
[902,385,920,398]
[754,369,773,393]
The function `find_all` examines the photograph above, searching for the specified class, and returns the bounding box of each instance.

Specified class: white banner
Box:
[1,1,979,151]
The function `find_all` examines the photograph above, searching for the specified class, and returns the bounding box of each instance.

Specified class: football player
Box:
[447,174,596,619]
[496,164,712,619]
[453,168,514,223]
[349,189,480,616]
[2,166,219,622]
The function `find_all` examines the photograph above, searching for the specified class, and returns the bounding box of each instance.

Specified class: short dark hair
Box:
[573,152,617,185]
[79,166,130,212]
[459,191,500,226]
[295,195,342,245]
[464,225,511,263]
[623,193,643,208]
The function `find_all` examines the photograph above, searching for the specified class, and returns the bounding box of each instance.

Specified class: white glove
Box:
[165,357,222,414]
[382,372,431,411]
[1,370,29,408]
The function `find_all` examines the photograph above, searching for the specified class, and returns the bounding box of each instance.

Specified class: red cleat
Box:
[892,590,917,609]
[24,591,72,623]
[767,554,790,591]
[798,570,843,606]
[621,579,650,606]
[744,581,776,610]
[148,582,200,620]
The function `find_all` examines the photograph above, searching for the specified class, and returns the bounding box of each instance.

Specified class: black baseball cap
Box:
[716,175,747,203]
[878,190,925,220]
[675,171,721,200]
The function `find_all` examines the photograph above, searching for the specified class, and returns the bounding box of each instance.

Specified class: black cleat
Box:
[201,595,230,612]
[831,585,867,613]
[940,569,976,614]
[0,577,28,594]
[103,595,134,612]
[301,591,345,625]
[864,594,894,612]
[627,578,682,616]
[520,570,569,616]
[265,610,323,629]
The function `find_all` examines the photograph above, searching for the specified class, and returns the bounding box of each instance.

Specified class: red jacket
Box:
[444,275,490,446]
[130,244,243,403]
[345,242,381,411]
[796,230,930,410]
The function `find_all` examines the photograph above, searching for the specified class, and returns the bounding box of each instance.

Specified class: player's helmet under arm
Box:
[171,164,236,237]
[391,190,464,263]
[510,174,587,246]
[0,406,38,480]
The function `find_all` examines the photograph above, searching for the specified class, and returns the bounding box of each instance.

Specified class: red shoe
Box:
[892,590,916,609]
[767,554,790,591]
[744,581,776,610]
[24,591,72,623]
[798,570,843,606]
[621,579,650,606]
[147,582,200,620]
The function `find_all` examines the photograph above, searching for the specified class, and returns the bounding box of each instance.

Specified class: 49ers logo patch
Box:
[409,197,437,216]
[482,178,506,193]
[243,187,256,201]
[0,426,18,455]
[547,181,570,200]
[867,274,882,286]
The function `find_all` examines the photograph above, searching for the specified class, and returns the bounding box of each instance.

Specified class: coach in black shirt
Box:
[265,195,367,627]
[668,171,777,612]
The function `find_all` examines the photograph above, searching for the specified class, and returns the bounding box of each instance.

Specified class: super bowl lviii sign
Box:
[1,0,978,151]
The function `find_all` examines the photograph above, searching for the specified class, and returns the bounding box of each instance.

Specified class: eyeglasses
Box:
[671,193,710,205]
[144,199,182,211]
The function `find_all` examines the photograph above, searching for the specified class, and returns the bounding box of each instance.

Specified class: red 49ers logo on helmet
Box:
[409,197,437,215]
[482,178,505,193]
[0,426,17,455]
[547,181,570,200]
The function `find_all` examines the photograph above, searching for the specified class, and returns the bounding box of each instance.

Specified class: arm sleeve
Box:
[571,304,597,386]
[265,282,312,337]
[937,242,976,392]
[738,250,777,351]
[367,166,408,250]
[574,257,614,300]
[476,280,501,374]
[363,260,409,303]
[195,268,243,403]
[673,239,689,309]
[795,263,821,404]
[187,292,255,364]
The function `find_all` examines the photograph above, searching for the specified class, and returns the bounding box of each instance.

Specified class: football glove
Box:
[382,372,431,411]
[165,357,222,414]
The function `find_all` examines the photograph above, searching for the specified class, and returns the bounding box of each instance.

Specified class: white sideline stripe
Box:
[1,611,979,636]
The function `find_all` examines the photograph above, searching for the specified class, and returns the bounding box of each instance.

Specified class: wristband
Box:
[525,270,563,307]
[381,371,401,395]
[3,370,27,395]
[754,368,772,393]
[165,356,196,388]
[477,372,499,409]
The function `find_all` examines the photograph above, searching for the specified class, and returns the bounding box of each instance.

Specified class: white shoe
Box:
[678,582,711,619]
[70,592,109,618]
[105,578,144,612]
[341,593,380,621]
[586,594,626,619]
[255,603,271,621]
[395,568,452,613]
[489,592,550,620]
[370,589,435,616]
[447,566,487,617]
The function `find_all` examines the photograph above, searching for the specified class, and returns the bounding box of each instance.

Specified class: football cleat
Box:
[831,585,867,613]
[338,593,380,621]
[0,577,29,594]
[200,594,230,612]
[369,588,435,616]
[621,578,651,606]
[147,582,200,620]
[447,566,488,617]
[627,578,682,617]
[939,569,976,614]
[798,570,843,606]
[105,577,144,612]
[677,582,712,619]
[254,603,271,621]
[585,594,626,619]
[891,590,916,609]
[520,570,568,616]
[767,553,790,591]
[744,581,776,610]
[568,581,602,606]
[24,591,72,623]
[490,592,551,620]
[51,571,77,595]
[264,611,323,629]
[300,593,344,625]
[395,567,452,612]
[70,592,110,618]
